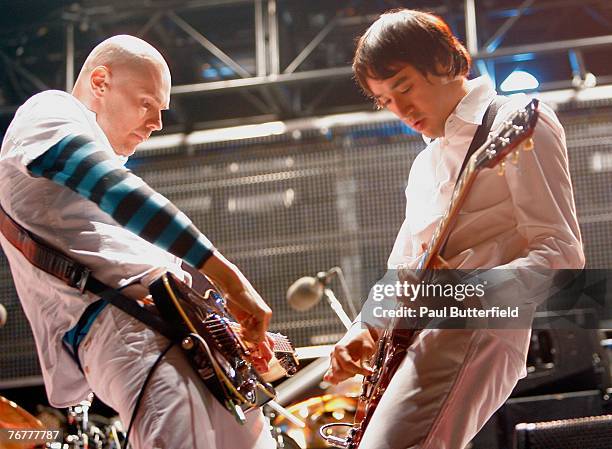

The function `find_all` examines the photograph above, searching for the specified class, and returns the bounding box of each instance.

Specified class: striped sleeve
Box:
[27,134,214,268]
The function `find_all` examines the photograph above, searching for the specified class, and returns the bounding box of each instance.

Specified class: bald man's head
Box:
[73,35,171,157]
[77,35,170,84]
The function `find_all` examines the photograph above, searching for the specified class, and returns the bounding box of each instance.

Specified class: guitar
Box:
[149,272,299,424]
[319,99,540,448]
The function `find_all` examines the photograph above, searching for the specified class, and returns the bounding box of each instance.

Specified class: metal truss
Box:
[2,0,612,124]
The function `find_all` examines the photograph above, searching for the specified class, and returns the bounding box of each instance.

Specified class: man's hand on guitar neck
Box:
[200,251,273,346]
[324,325,377,385]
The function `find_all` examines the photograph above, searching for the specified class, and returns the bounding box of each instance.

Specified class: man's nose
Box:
[393,97,413,117]
[146,110,163,132]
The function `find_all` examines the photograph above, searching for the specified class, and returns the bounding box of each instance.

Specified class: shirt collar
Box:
[422,76,497,145]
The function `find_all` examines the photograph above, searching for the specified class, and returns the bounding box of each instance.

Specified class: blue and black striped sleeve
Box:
[27,134,214,268]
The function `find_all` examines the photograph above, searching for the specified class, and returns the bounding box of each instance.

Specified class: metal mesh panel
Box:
[1,103,612,385]
[0,253,41,385]
[514,415,612,449]
[561,107,612,268]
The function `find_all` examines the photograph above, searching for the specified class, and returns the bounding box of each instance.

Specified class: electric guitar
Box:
[320,99,540,448]
[149,272,299,424]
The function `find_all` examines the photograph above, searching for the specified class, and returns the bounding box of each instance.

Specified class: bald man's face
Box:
[94,61,170,157]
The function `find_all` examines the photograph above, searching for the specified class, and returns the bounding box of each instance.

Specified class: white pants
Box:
[358,328,531,449]
[78,305,277,449]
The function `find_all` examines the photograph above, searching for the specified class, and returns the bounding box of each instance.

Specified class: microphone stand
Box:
[322,288,352,330]
[317,266,358,324]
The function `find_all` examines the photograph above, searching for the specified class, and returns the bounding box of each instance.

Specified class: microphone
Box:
[286,268,354,330]
[286,276,324,312]
[286,268,339,311]
[0,303,7,328]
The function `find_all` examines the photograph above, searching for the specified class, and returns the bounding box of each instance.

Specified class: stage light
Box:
[185,121,287,145]
[500,70,540,92]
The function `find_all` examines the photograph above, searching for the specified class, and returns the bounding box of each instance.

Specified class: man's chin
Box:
[114,145,137,158]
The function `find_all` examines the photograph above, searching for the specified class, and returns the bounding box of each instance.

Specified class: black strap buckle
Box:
[67,265,91,293]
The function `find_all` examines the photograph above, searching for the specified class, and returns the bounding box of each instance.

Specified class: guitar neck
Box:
[417,99,539,272]
[417,163,479,272]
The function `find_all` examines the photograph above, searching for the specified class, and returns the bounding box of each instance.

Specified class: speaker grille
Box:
[515,414,612,449]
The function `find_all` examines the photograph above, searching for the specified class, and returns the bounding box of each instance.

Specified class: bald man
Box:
[0,35,276,448]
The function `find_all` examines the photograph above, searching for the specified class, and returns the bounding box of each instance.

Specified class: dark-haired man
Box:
[326,9,584,449]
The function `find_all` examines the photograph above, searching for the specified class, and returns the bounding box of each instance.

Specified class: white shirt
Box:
[388,77,584,272]
[0,91,186,407]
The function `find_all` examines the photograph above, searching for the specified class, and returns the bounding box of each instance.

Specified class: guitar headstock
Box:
[474,99,539,173]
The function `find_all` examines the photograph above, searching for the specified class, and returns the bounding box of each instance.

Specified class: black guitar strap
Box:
[86,277,181,341]
[457,95,510,182]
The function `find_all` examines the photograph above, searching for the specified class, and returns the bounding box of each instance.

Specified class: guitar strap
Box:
[457,95,511,183]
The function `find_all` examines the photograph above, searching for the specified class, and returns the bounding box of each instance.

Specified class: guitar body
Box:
[149,272,298,424]
[348,329,414,448]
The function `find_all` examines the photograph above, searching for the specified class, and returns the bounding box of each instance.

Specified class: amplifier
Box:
[471,390,606,449]
[512,312,610,396]
[514,414,612,449]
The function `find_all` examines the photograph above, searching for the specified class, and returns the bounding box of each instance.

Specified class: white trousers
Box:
[78,305,277,449]
[358,328,531,449]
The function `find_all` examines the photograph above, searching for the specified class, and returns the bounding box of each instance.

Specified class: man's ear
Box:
[90,66,110,97]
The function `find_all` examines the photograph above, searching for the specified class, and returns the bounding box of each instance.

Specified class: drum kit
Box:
[1,378,353,449]
[0,395,124,449]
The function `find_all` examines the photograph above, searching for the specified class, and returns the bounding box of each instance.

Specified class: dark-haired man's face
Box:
[366,64,467,138]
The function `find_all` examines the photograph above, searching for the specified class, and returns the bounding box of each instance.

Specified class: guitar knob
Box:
[497,161,506,176]
[512,150,520,165]
[523,137,534,151]
[182,336,194,350]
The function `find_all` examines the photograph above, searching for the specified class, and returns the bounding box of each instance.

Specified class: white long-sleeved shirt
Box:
[0,91,189,406]
[360,77,584,329]
[388,77,584,272]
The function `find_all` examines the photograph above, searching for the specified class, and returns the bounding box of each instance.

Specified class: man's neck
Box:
[437,77,469,138]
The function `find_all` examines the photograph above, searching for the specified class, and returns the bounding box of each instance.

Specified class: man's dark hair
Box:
[353,9,471,96]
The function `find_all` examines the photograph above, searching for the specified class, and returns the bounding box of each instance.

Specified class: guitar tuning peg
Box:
[523,137,534,151]
[498,161,506,176]
[512,150,520,165]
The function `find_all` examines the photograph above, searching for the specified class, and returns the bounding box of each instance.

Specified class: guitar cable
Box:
[122,340,176,449]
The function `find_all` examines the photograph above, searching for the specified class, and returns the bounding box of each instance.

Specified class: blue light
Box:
[500,70,540,92]
[202,67,219,79]
[510,53,536,62]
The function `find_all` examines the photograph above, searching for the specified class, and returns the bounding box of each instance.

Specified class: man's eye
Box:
[375,99,390,110]
[400,86,412,94]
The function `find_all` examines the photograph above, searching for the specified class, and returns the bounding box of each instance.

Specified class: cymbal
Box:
[0,395,44,449]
